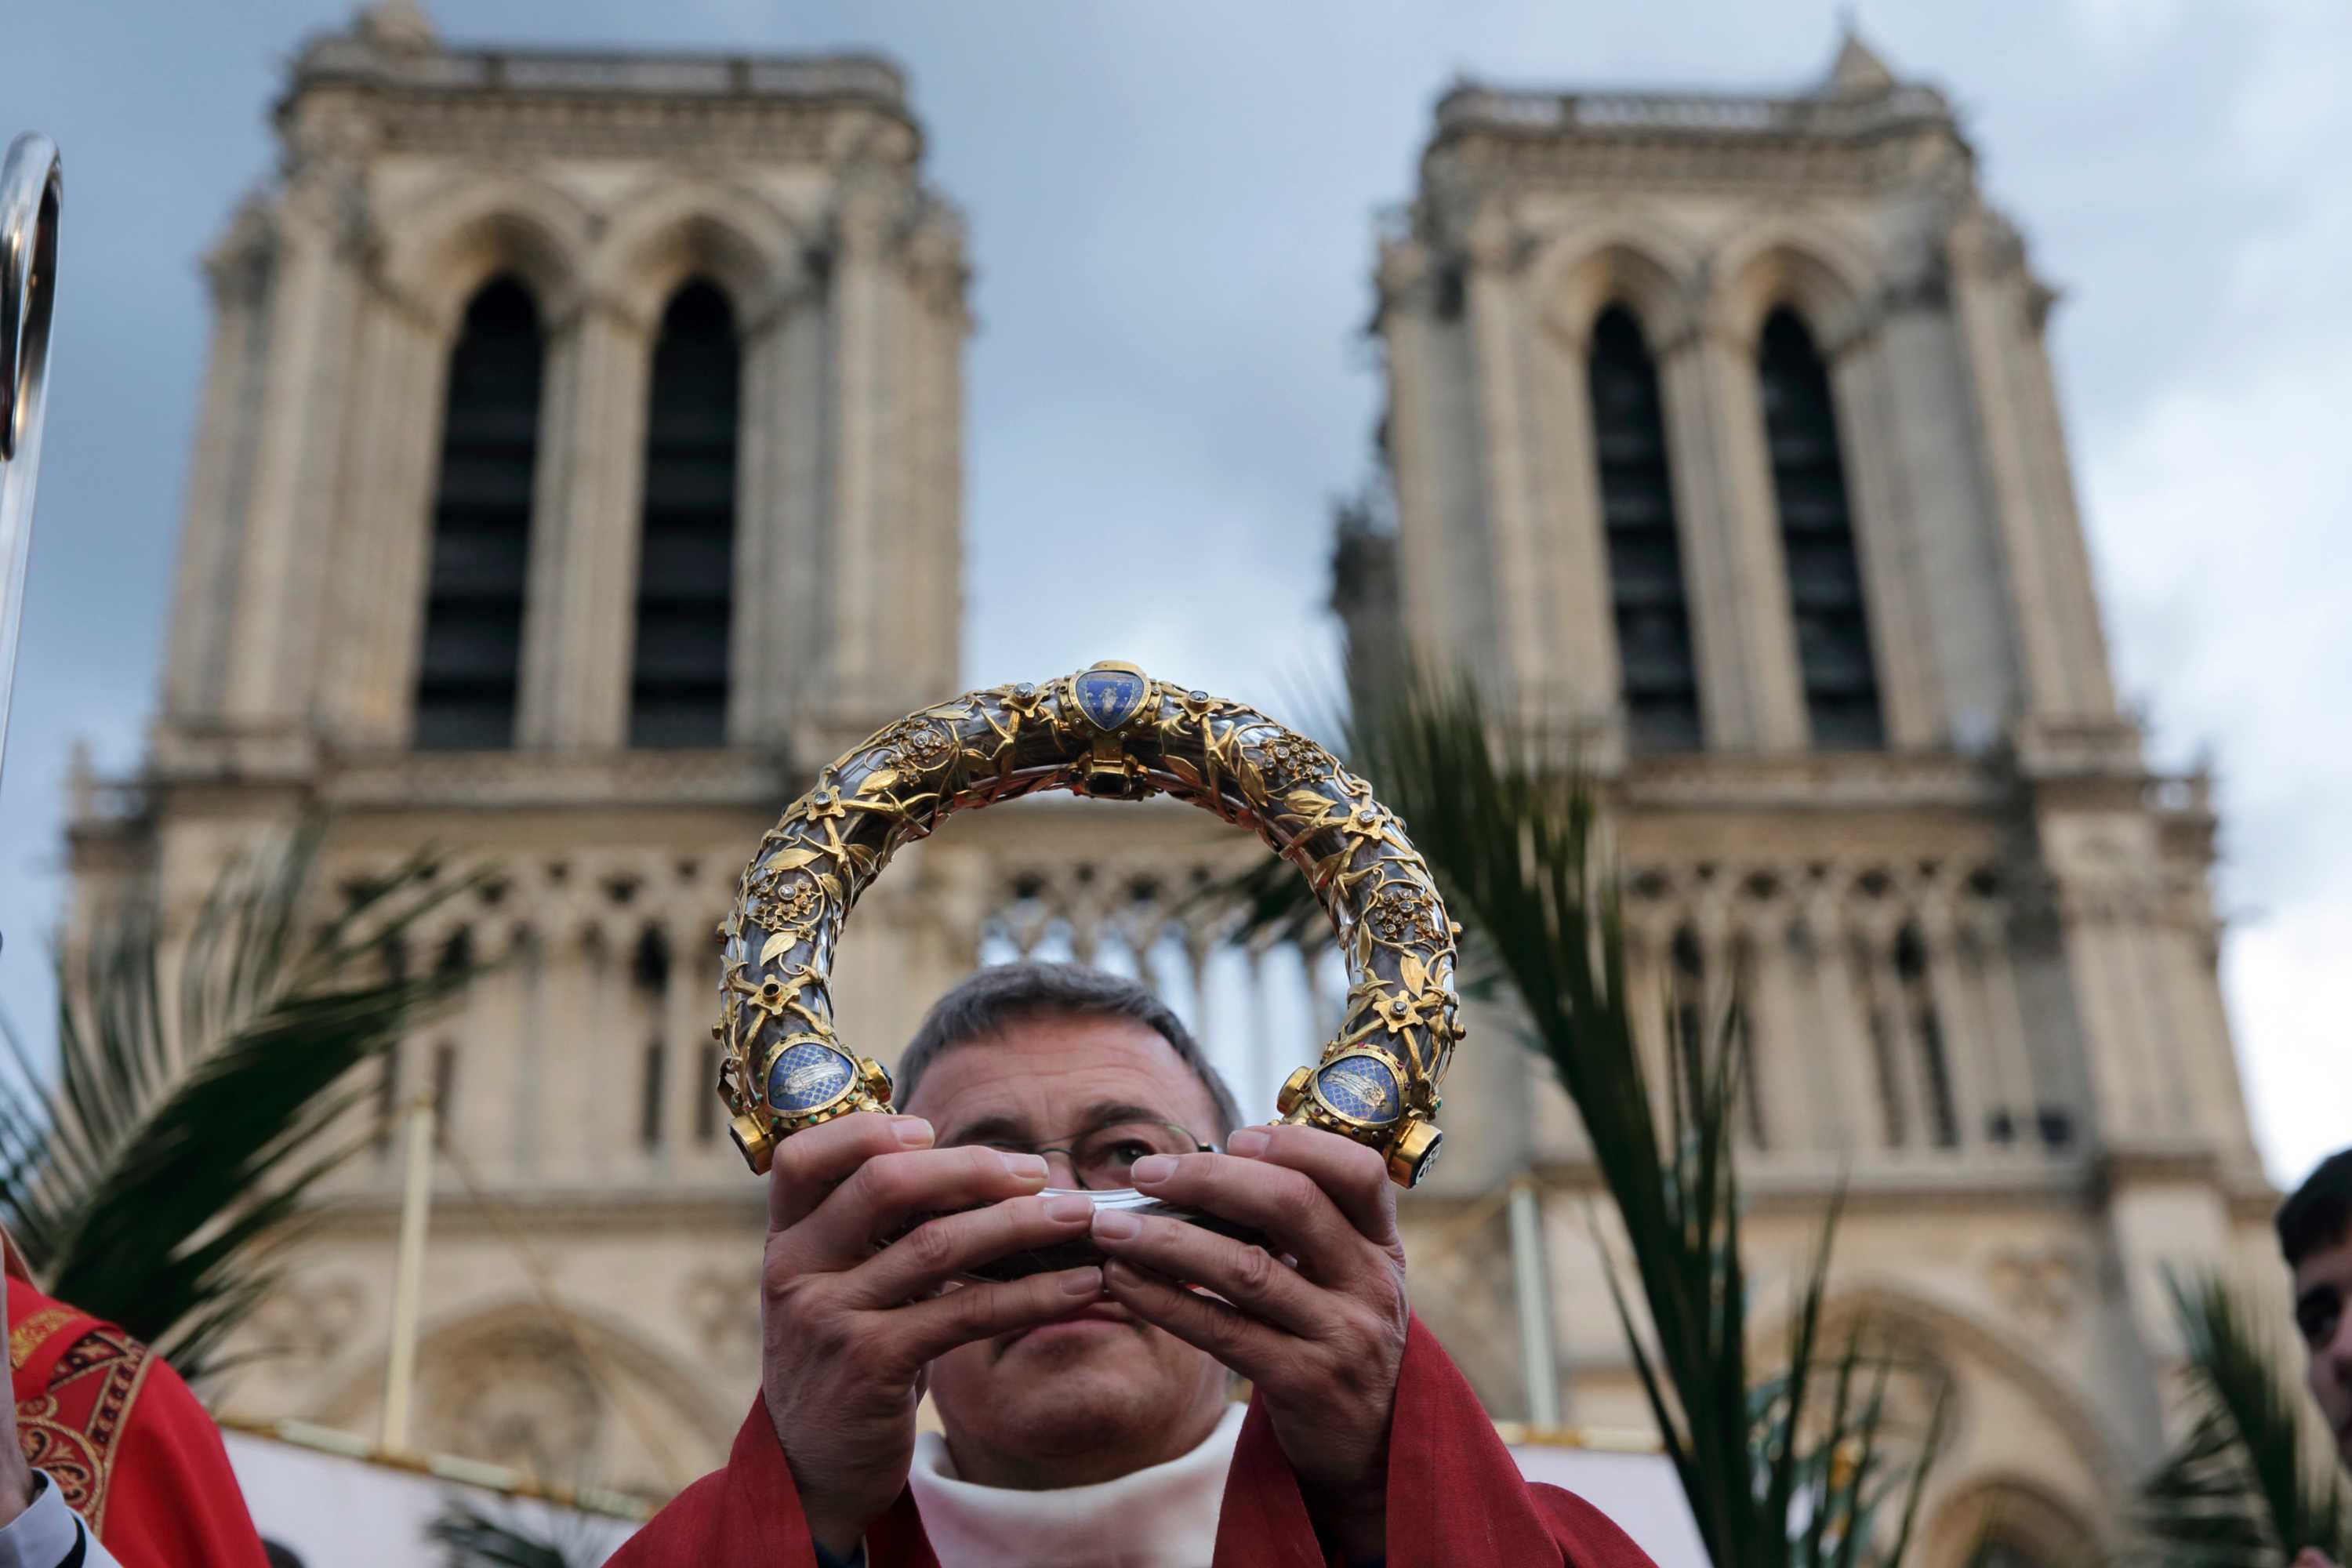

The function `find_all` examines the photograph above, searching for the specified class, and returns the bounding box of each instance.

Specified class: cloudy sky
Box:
[4,1,2344,1186]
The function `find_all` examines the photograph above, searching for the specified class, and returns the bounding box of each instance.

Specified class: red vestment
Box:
[612,1316,1658,1567]
[6,1272,272,1568]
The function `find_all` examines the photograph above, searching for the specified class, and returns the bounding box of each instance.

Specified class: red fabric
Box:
[611,1315,1657,1567]
[7,1275,271,1568]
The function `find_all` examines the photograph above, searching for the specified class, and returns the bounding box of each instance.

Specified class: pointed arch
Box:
[1528,218,1705,353]
[1759,307,1885,748]
[413,278,543,750]
[378,171,593,336]
[1706,218,1879,355]
[590,177,812,332]
[630,279,741,748]
[1748,1282,2125,1542]
[1588,305,1702,750]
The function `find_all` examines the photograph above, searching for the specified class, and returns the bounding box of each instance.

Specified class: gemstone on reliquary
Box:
[1073,666,1149,731]
[767,1040,856,1114]
[1314,1054,1403,1126]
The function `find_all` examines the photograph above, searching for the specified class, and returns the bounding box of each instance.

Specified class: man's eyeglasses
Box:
[946,1117,1212,1191]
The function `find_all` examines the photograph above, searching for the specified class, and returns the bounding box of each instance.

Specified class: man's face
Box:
[2293,1229,2352,1472]
[905,1012,1230,1486]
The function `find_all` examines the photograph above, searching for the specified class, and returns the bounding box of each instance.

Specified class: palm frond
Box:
[1214,667,1951,1564]
[2138,1272,2352,1567]
[426,1500,593,1568]
[0,824,485,1381]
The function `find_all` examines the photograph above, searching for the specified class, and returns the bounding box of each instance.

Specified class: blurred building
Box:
[1341,33,2272,1563]
[62,0,1258,1510]
[59,6,2272,1563]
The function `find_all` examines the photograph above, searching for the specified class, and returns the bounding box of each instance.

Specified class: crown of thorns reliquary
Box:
[714,662,1461,1188]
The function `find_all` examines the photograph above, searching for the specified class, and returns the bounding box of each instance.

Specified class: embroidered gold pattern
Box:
[7,1308,74,1371]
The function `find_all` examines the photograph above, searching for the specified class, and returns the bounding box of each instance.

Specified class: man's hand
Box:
[760,1112,1105,1557]
[1091,1123,1410,1563]
[2292,1550,2343,1568]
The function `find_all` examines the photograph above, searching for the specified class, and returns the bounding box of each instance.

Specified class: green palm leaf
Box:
[2138,1272,2352,1566]
[0,823,483,1381]
[1220,667,1949,1565]
[426,1500,595,1568]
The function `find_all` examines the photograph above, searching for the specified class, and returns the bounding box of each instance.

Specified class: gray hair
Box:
[896,961,1243,1138]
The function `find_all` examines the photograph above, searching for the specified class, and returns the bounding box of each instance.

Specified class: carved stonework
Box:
[1986,1246,2085,1332]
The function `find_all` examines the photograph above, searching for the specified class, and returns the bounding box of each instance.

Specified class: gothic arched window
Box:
[1758,308,1883,749]
[1588,307,1701,750]
[1895,924,1959,1149]
[630,281,740,748]
[416,277,543,750]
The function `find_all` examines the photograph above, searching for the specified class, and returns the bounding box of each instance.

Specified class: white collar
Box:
[906,1403,1246,1568]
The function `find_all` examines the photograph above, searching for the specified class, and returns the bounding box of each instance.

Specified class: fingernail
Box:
[1062,1266,1105,1295]
[1091,1208,1142,1240]
[1045,1194,1094,1223]
[892,1117,934,1147]
[1128,1155,1175,1185]
[1225,1127,1270,1158]
[1000,1151,1049,1180]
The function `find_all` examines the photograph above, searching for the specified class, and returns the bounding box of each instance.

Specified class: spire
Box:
[1821,20,1898,96]
[354,0,436,50]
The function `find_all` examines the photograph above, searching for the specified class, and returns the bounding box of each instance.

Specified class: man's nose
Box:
[1042,1148,1085,1188]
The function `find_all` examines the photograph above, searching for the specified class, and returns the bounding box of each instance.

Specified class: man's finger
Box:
[1219,1124,1399,1248]
[1100,1259,1287,1384]
[785,1145,1051,1270]
[1123,1149,1368,1282]
[888,1265,1108,1368]
[768,1112,938,1233]
[842,1192,1099,1306]
[1087,1207,1333,1338]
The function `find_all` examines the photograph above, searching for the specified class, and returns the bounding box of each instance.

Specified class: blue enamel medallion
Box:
[1073,666,1150,731]
[1314,1055,1403,1127]
[767,1040,855,1114]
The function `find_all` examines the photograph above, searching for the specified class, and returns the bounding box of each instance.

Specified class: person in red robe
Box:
[2,1238,273,1568]
[612,963,1657,1568]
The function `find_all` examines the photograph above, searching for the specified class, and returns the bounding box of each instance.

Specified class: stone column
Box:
[1379,263,1490,686]
[728,299,786,747]
[1524,315,1626,744]
[821,175,895,735]
[902,213,967,707]
[2012,298,2120,717]
[1916,903,1988,1153]
[1462,214,1553,730]
[163,209,273,723]
[519,299,650,750]
[219,165,365,731]
[2052,884,2165,1142]
[1825,326,1940,749]
[1799,888,1885,1156]
[1657,328,1808,752]
[1962,909,2040,1149]
[1947,208,2100,722]
[324,296,444,747]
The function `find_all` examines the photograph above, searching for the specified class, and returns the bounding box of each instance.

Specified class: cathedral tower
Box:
[66,4,976,1493]
[1348,34,2270,1561]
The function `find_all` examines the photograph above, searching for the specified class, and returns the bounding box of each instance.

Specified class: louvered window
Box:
[1758,309,1883,749]
[630,282,739,748]
[1588,307,1700,750]
[415,278,543,750]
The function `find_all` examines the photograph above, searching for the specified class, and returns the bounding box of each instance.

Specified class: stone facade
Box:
[61,10,2274,1559]
[1341,34,2274,1564]
[64,6,1300,1505]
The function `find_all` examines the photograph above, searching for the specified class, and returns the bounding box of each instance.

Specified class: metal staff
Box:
[0,132,63,794]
